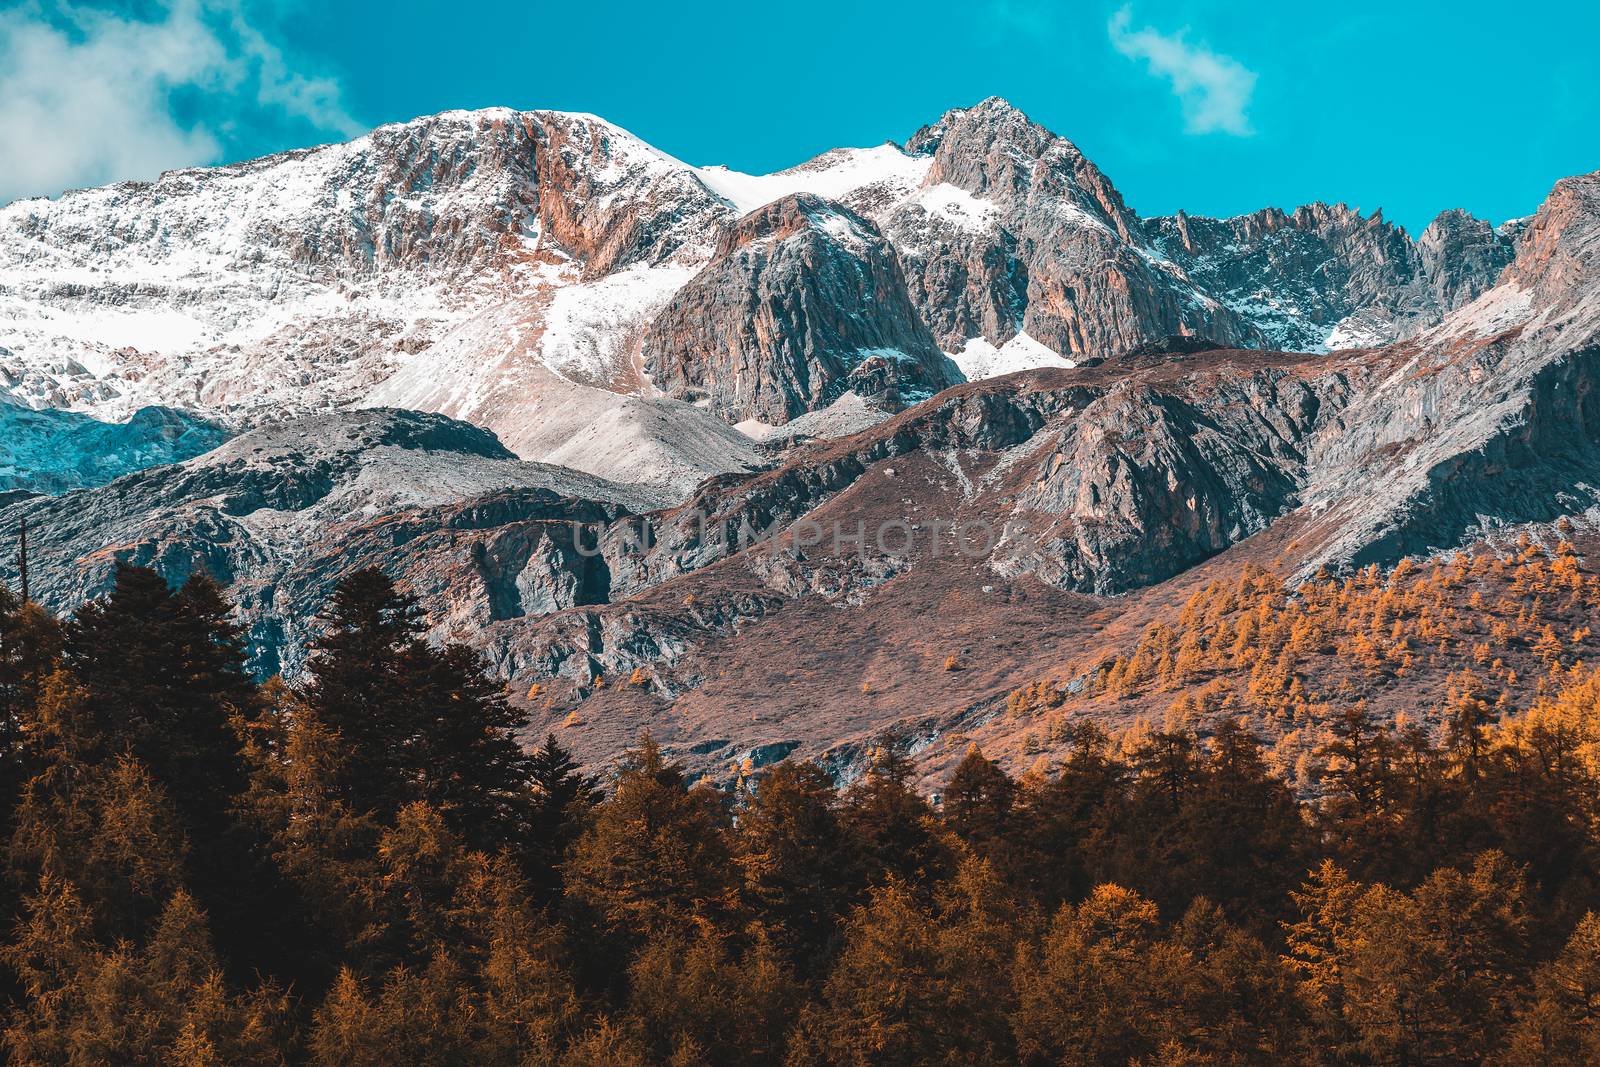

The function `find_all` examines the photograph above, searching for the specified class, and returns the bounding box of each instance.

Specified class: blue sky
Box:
[3,0,1597,234]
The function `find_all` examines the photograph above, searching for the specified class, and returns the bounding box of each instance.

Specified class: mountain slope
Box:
[1,102,1590,786]
[0,400,230,494]
[0,99,1522,498]
[0,409,666,675]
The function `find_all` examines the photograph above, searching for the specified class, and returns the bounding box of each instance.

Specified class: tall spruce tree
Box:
[0,586,63,825]
[64,565,252,835]
[736,760,858,971]
[523,734,600,903]
[301,568,533,849]
[564,735,736,948]
[301,568,425,821]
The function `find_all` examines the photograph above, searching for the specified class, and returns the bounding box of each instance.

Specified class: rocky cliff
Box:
[643,194,958,423]
[0,98,1525,499]
[0,409,666,675]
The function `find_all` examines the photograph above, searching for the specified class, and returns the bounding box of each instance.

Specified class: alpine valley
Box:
[3,97,1598,786]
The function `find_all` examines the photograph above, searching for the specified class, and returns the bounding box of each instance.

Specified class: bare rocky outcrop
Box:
[0,409,665,675]
[1418,208,1517,309]
[526,111,731,274]
[884,98,1253,357]
[1145,201,1515,352]
[642,194,958,423]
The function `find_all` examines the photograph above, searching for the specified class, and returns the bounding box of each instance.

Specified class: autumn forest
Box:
[4,552,1600,1066]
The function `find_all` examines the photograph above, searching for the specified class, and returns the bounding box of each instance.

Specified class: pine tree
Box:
[1284,860,1364,1057]
[841,741,953,890]
[1011,884,1194,1066]
[301,568,427,820]
[403,640,535,851]
[1444,671,1498,779]
[1316,704,1404,876]
[1341,851,1533,1065]
[0,584,63,778]
[941,745,1017,855]
[788,877,1014,1067]
[65,566,254,831]
[626,925,796,1065]
[522,734,600,903]
[1014,722,1128,909]
[4,746,289,1064]
[0,585,63,944]
[564,735,736,947]
[8,751,189,943]
[1172,897,1309,1064]
[301,568,534,849]
[1505,912,1600,1065]
[735,760,857,970]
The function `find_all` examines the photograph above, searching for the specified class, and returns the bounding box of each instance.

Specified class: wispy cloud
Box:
[0,0,362,205]
[1107,6,1256,136]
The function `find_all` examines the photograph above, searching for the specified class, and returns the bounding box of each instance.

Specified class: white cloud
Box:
[0,0,362,205]
[1108,6,1257,136]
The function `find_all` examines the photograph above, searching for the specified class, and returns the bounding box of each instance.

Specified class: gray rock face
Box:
[1418,208,1517,310]
[884,98,1252,357]
[0,95,1532,508]
[993,370,1338,592]
[0,108,752,499]
[0,409,665,675]
[643,194,958,423]
[465,169,1600,717]
[526,111,732,275]
[860,98,1515,363]
[1144,201,1516,351]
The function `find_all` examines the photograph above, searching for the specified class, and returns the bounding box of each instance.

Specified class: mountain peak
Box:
[904,96,1065,160]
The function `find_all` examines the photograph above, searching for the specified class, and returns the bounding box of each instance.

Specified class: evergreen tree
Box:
[840,742,954,891]
[1505,912,1600,1065]
[789,874,1015,1067]
[1098,722,1310,924]
[564,735,736,949]
[1172,897,1308,1065]
[237,684,386,991]
[941,745,1017,856]
[403,641,535,851]
[64,565,254,832]
[626,925,796,1065]
[300,568,427,820]
[1283,860,1364,1058]
[308,802,582,1065]
[735,760,857,970]
[0,584,63,785]
[522,734,600,904]
[301,568,534,849]
[1316,704,1405,879]
[3,714,289,1065]
[1341,851,1533,1065]
[1014,723,1127,910]
[1011,884,1194,1067]
[0,585,63,959]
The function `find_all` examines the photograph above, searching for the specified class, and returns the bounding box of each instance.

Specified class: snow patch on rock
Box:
[695,144,931,217]
[950,332,1075,380]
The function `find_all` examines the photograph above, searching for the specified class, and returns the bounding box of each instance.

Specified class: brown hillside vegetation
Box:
[995,533,1600,788]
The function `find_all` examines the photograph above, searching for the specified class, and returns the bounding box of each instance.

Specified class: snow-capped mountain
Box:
[0,99,1518,497]
[1,89,1597,784]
